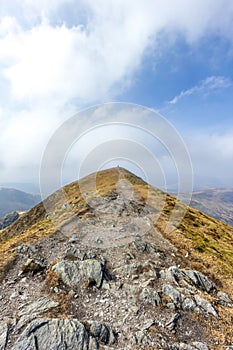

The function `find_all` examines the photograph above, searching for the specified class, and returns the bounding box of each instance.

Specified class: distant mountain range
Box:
[180,188,233,227]
[0,188,41,218]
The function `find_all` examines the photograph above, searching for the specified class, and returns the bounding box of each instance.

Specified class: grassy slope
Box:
[189,189,233,226]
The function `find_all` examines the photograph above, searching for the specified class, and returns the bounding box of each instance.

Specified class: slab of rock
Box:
[162,284,181,307]
[161,266,215,293]
[166,313,180,332]
[12,318,88,350]
[216,291,233,305]
[182,297,197,311]
[18,297,59,317]
[183,270,215,293]
[52,259,104,289]
[0,322,8,350]
[194,295,218,318]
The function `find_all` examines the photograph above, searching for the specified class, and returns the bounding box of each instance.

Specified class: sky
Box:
[0,0,233,193]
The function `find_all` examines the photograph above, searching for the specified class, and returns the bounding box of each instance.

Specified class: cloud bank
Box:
[0,0,233,188]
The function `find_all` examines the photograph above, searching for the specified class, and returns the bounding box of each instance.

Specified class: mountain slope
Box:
[186,189,233,227]
[0,168,232,349]
[0,188,40,218]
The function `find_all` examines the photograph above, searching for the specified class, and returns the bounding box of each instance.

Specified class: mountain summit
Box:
[0,167,232,349]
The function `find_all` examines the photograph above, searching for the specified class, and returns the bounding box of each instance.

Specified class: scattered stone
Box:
[95,237,103,244]
[20,258,46,275]
[62,202,69,209]
[15,245,30,254]
[140,287,161,306]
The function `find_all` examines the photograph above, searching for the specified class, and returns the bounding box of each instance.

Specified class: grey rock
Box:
[160,266,186,284]
[161,267,215,294]
[12,318,88,350]
[194,295,218,318]
[86,251,97,259]
[21,258,46,275]
[216,291,233,305]
[0,322,8,350]
[140,288,161,306]
[140,318,155,331]
[162,284,181,307]
[170,343,199,350]
[192,342,209,350]
[65,246,86,260]
[15,245,30,254]
[52,259,104,289]
[18,297,59,317]
[89,322,116,345]
[62,202,69,209]
[88,336,98,350]
[132,238,156,253]
[133,238,147,252]
[183,270,215,293]
[16,314,37,331]
[182,297,197,311]
[166,313,180,332]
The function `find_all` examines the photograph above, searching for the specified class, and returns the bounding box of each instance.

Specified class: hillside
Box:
[0,188,40,218]
[0,167,232,349]
[186,189,233,227]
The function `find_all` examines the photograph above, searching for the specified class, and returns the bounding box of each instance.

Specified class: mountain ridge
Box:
[0,167,232,349]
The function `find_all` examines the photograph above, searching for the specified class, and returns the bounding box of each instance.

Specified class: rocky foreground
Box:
[0,169,232,349]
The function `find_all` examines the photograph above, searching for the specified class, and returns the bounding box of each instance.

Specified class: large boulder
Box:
[12,318,88,350]
[52,259,104,289]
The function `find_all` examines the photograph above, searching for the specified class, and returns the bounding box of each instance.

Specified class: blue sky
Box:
[0,0,232,191]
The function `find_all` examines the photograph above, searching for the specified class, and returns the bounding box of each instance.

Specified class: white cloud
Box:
[0,0,233,186]
[186,130,233,187]
[168,76,232,104]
